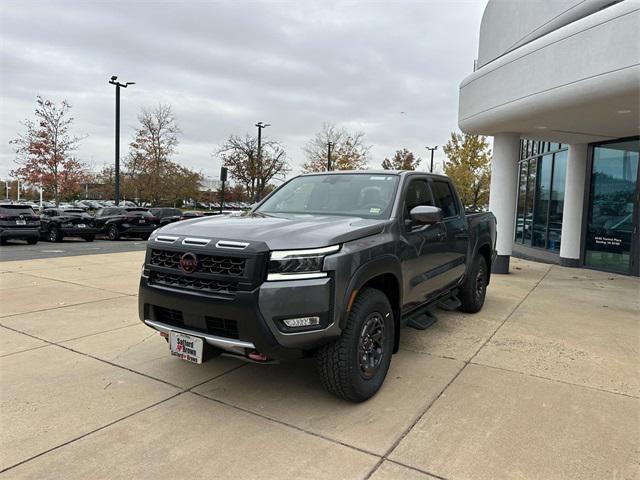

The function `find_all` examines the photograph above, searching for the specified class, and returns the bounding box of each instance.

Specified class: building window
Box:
[584,138,639,274]
[515,140,568,250]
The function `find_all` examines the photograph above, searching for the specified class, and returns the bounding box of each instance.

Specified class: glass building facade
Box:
[513,136,639,276]
[515,140,568,251]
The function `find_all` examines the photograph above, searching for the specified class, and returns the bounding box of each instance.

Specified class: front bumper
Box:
[0,228,40,240]
[138,274,340,360]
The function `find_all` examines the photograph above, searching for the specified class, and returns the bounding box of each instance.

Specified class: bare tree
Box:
[216,134,289,201]
[125,104,200,205]
[10,96,87,204]
[302,122,371,172]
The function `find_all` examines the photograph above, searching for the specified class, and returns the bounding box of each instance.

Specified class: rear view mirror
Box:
[409,205,442,224]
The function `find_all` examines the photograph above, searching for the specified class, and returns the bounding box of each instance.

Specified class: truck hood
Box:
[158,213,388,250]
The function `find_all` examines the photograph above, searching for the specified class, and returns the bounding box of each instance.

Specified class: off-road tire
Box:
[316,287,394,402]
[459,254,488,313]
[49,227,62,243]
[107,225,120,241]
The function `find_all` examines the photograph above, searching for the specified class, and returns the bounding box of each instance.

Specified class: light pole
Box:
[255,121,270,201]
[109,76,135,206]
[425,146,438,173]
[327,142,334,171]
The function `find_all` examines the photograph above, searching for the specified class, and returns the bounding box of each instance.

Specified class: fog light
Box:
[282,316,320,328]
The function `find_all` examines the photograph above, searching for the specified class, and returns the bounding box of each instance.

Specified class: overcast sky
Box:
[0,0,486,183]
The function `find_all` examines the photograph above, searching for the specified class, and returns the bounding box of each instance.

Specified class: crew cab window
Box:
[404,179,434,218]
[432,181,459,218]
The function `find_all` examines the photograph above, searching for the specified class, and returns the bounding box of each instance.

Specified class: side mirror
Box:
[409,205,442,224]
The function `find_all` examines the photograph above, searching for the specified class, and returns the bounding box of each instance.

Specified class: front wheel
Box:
[48,227,62,243]
[316,288,394,402]
[107,225,120,241]
[459,255,488,313]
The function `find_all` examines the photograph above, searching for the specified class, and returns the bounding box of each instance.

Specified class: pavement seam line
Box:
[0,293,131,320]
[363,266,554,479]
[467,360,640,400]
[385,459,451,480]
[12,270,138,296]
[189,390,382,460]
[467,264,553,364]
[0,392,186,474]
[0,363,249,474]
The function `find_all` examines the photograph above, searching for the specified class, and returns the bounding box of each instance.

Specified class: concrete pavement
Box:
[0,252,638,479]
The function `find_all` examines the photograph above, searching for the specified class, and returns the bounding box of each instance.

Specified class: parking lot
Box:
[1,252,639,479]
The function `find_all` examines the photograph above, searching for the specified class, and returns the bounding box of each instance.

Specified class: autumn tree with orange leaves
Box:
[10,96,87,204]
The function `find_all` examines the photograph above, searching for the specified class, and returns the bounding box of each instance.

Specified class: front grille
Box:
[205,316,239,339]
[150,249,246,276]
[149,271,238,295]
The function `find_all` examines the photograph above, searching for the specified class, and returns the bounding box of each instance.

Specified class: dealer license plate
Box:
[169,332,203,364]
[16,219,26,225]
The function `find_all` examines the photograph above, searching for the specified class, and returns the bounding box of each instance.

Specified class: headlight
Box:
[267,245,340,281]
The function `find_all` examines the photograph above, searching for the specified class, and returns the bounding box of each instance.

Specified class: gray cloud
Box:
[0,0,486,182]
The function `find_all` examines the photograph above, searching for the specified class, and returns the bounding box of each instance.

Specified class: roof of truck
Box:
[299,170,450,179]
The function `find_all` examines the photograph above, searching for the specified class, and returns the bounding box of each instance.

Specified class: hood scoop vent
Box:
[215,240,249,250]
[182,237,211,246]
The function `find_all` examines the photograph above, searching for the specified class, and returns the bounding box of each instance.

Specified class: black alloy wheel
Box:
[358,313,386,380]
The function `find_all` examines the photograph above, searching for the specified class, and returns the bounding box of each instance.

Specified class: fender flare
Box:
[340,255,403,351]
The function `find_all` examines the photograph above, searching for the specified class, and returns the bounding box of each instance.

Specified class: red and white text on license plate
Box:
[169,332,203,364]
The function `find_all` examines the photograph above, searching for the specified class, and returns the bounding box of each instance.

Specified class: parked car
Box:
[0,204,40,245]
[149,207,183,226]
[40,208,97,242]
[180,210,205,220]
[138,171,497,402]
[94,207,159,240]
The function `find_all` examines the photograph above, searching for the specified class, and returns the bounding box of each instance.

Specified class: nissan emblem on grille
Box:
[179,252,198,273]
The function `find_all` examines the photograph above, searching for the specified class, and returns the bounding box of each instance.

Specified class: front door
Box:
[584,138,640,276]
[399,178,449,310]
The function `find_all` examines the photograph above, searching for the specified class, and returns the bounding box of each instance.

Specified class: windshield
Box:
[257,173,399,219]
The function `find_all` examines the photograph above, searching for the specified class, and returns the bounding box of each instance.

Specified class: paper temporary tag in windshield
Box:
[369,207,382,214]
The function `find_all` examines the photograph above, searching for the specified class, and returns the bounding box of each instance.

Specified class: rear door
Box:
[429,179,467,286]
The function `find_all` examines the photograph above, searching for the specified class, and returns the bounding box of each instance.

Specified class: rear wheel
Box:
[84,235,95,242]
[107,225,120,241]
[317,288,394,402]
[459,255,488,313]
[27,237,38,245]
[0,238,6,246]
[48,227,62,243]
[140,234,150,240]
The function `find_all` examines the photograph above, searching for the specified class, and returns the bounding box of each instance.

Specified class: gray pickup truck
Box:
[139,171,496,401]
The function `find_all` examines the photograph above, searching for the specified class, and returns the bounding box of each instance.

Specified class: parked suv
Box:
[40,208,97,242]
[149,208,183,226]
[0,204,41,245]
[94,207,159,240]
[139,171,496,401]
